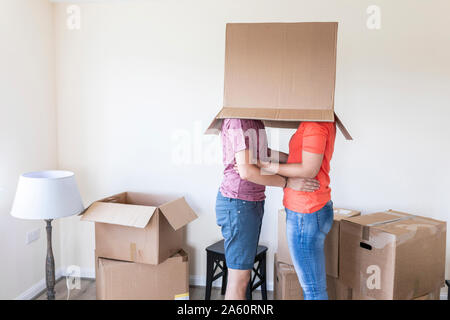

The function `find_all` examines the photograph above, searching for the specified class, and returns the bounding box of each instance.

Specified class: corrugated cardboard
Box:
[325,208,362,277]
[81,192,198,265]
[96,249,189,300]
[277,207,361,277]
[340,210,446,300]
[206,22,352,140]
[326,275,353,300]
[352,287,442,301]
[273,254,350,300]
[273,254,303,300]
[412,288,441,300]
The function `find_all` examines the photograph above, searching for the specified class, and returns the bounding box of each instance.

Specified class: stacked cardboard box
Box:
[82,192,198,300]
[276,207,360,300]
[339,210,446,300]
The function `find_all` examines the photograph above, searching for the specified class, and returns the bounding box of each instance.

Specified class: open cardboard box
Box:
[206,22,352,140]
[81,192,198,265]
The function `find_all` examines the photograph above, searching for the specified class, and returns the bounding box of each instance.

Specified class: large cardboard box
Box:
[81,192,198,265]
[340,210,446,300]
[273,255,350,300]
[206,22,351,140]
[96,249,190,300]
[277,207,361,277]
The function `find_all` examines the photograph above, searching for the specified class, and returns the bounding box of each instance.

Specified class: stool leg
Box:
[261,252,267,300]
[221,262,228,295]
[205,253,214,300]
[246,280,252,300]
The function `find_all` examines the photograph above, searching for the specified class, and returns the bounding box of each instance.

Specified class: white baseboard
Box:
[15,268,64,300]
[440,290,448,300]
[15,266,95,300]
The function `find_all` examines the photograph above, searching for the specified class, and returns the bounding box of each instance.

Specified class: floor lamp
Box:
[10,170,84,300]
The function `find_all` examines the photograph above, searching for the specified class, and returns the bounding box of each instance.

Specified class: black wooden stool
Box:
[205,239,267,300]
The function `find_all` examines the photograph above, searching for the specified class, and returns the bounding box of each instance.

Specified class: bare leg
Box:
[225,268,251,300]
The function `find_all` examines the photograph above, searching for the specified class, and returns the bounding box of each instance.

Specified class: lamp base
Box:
[45,219,55,300]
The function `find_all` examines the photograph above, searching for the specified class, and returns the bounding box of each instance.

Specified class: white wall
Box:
[53,0,450,289]
[0,0,59,299]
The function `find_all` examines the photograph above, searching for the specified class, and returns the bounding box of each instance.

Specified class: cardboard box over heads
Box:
[96,249,189,300]
[340,210,446,300]
[277,207,360,277]
[81,192,198,265]
[206,22,352,140]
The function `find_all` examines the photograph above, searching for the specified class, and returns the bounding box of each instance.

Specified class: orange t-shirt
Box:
[283,122,336,213]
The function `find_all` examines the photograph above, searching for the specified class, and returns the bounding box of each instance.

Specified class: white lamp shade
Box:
[10,170,84,220]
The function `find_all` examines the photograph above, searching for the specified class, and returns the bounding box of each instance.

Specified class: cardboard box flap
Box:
[205,109,352,140]
[99,249,188,267]
[342,210,445,238]
[263,113,352,139]
[205,111,224,135]
[218,107,335,122]
[80,201,157,228]
[100,192,128,204]
[333,208,361,221]
[377,216,446,237]
[343,211,409,227]
[169,249,189,262]
[98,256,133,269]
[334,113,353,140]
[158,197,198,231]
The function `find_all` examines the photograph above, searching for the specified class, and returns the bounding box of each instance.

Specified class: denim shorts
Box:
[215,190,265,270]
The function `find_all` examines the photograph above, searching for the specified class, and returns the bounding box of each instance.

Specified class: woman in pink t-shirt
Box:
[216,118,320,300]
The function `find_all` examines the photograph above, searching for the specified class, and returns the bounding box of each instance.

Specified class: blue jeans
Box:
[285,201,334,300]
[215,191,265,270]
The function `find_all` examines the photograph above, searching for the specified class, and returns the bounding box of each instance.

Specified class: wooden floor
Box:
[34,278,274,300]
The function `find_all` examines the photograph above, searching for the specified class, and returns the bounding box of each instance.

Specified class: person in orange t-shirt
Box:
[259,121,336,300]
